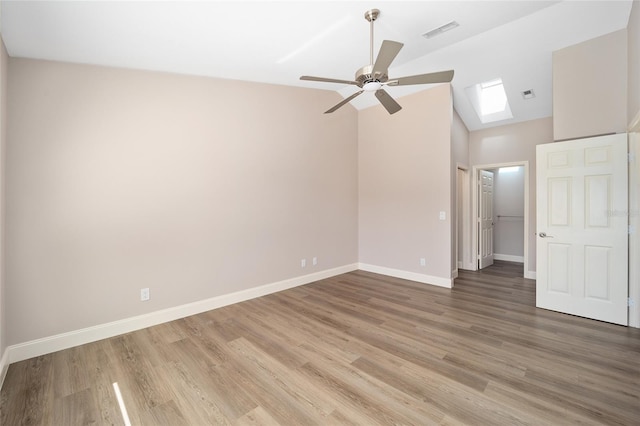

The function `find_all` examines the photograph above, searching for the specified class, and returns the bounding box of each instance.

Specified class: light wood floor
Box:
[2,261,639,425]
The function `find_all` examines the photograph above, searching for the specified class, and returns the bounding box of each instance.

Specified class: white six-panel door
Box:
[478,170,495,269]
[536,134,628,325]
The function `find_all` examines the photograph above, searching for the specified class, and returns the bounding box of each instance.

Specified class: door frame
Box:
[472,161,530,276]
[629,115,640,328]
[456,165,473,272]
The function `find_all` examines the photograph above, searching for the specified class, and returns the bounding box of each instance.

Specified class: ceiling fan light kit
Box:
[300,8,454,115]
[363,81,383,92]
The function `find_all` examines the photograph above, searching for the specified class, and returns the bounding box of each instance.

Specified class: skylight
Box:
[464,78,513,124]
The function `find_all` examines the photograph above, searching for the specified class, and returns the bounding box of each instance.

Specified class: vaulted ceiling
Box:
[1,1,633,130]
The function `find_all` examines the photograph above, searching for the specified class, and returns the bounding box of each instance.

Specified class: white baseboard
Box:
[525,271,537,279]
[7,263,358,364]
[358,263,453,288]
[494,254,524,263]
[0,347,9,390]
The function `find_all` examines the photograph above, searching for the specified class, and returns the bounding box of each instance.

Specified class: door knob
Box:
[538,232,554,238]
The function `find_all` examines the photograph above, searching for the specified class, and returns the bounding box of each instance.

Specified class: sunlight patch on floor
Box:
[113,382,132,426]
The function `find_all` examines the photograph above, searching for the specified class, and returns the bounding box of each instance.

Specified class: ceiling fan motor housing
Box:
[356,64,388,86]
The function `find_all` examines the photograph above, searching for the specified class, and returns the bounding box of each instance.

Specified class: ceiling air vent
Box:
[422,21,459,39]
[521,89,536,99]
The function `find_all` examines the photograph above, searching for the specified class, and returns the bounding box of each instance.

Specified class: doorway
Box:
[471,162,529,277]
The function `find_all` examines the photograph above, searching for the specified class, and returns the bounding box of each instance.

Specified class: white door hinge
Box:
[629,225,636,235]
[629,297,635,307]
[629,152,636,163]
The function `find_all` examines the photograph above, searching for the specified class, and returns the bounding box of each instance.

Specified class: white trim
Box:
[7,263,358,364]
[0,348,9,390]
[494,254,524,263]
[629,131,640,328]
[525,271,537,280]
[358,263,453,288]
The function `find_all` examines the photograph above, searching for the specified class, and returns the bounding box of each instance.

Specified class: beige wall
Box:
[358,84,453,281]
[630,1,640,125]
[6,59,358,344]
[469,117,554,274]
[553,29,628,141]
[452,110,470,167]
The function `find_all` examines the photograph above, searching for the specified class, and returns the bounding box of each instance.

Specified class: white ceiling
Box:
[0,1,633,130]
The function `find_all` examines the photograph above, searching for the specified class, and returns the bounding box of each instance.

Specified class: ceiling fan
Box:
[300,9,454,115]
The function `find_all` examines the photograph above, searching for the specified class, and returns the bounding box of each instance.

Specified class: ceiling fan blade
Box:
[372,40,404,76]
[325,90,364,114]
[375,89,402,115]
[300,76,360,86]
[388,70,454,86]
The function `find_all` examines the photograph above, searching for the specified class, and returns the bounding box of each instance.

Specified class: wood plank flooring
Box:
[2,261,639,425]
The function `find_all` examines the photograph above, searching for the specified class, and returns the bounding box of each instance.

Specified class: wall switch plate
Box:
[301,259,306,268]
[439,211,446,220]
[312,257,318,266]
[140,288,150,301]
[420,258,426,266]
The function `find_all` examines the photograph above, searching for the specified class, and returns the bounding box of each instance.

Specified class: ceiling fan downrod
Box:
[364,9,379,66]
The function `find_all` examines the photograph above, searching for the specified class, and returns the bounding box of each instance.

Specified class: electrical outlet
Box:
[301,259,306,268]
[140,288,150,301]
[312,257,318,266]
[420,258,426,266]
